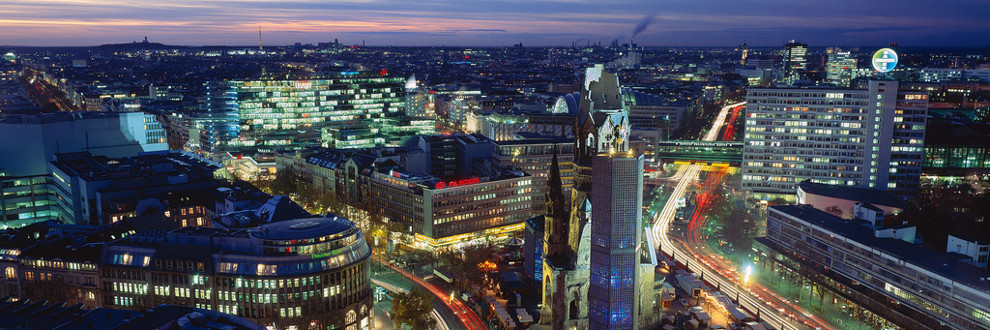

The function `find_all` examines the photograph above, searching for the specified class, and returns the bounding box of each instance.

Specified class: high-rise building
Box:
[742,80,928,199]
[198,72,409,157]
[782,41,808,83]
[540,65,656,329]
[494,134,575,211]
[589,151,645,330]
[826,50,858,86]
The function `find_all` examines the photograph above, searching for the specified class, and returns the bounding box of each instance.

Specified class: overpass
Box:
[657,140,743,166]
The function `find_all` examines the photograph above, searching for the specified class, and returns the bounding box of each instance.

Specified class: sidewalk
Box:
[757,261,873,329]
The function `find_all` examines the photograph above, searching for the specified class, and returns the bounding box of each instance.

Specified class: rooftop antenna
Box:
[258,26,264,50]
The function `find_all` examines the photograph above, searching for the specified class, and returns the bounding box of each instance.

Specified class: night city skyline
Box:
[2,0,990,47]
[2,1,990,330]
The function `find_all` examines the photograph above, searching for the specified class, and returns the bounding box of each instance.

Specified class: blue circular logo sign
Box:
[872,48,898,73]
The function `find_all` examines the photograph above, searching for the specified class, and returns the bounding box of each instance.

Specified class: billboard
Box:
[872,48,898,73]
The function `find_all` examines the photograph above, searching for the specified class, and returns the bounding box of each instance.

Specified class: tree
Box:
[768,197,789,206]
[392,289,436,329]
[436,241,497,291]
[823,205,843,218]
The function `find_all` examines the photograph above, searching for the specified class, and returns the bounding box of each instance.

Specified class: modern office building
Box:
[0,112,167,228]
[742,80,929,199]
[622,89,692,159]
[589,151,645,330]
[494,134,575,211]
[826,51,857,86]
[782,41,808,83]
[919,68,990,83]
[760,204,990,329]
[922,120,990,178]
[198,72,407,157]
[524,213,546,282]
[101,216,372,329]
[0,111,167,178]
[403,133,496,179]
[474,112,576,141]
[49,151,223,226]
[368,168,534,247]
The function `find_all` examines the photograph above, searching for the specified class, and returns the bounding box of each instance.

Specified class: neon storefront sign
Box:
[435,177,480,189]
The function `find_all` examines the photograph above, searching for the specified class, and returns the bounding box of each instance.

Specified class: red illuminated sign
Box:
[294,80,312,89]
[380,69,388,75]
[434,177,480,189]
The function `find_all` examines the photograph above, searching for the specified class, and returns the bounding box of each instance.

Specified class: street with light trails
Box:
[651,101,842,330]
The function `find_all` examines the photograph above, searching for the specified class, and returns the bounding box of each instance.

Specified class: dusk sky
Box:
[2,0,989,47]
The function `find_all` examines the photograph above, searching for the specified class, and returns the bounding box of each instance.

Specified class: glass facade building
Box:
[589,153,644,330]
[200,73,414,156]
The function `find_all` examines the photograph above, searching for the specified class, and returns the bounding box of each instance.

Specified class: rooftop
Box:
[0,297,262,329]
[0,111,144,125]
[771,204,990,292]
[798,181,907,210]
[250,215,357,241]
[51,150,220,184]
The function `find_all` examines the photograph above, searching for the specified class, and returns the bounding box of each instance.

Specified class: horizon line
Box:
[3,43,990,49]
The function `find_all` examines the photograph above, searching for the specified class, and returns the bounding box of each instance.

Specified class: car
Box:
[679,298,688,306]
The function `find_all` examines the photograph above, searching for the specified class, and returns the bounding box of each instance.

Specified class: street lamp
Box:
[743,264,753,286]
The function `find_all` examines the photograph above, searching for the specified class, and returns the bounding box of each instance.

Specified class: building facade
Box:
[540,65,656,330]
[782,41,808,83]
[589,152,645,330]
[826,51,857,86]
[0,111,167,178]
[742,80,928,199]
[49,151,223,226]
[368,169,534,247]
[475,112,576,141]
[762,205,990,329]
[494,135,575,212]
[0,215,372,330]
[0,112,167,228]
[199,72,407,156]
[99,216,372,329]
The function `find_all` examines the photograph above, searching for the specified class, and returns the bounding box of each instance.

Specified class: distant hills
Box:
[95,41,183,51]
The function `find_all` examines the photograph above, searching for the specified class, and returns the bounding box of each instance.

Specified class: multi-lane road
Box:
[372,256,487,330]
[652,101,834,330]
